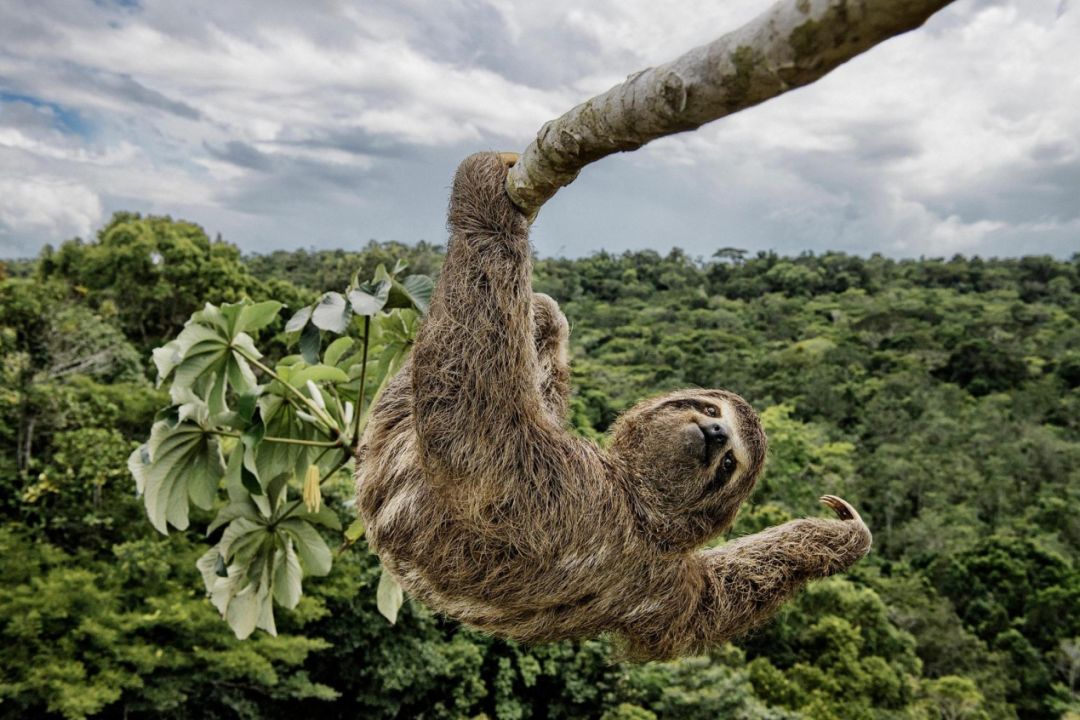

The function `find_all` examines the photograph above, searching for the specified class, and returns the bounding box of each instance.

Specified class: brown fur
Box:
[356,153,871,660]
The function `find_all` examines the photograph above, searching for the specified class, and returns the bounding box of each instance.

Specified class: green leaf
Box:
[299,323,321,364]
[348,281,390,316]
[226,587,262,639]
[129,419,225,534]
[344,517,365,541]
[255,395,325,483]
[323,337,354,367]
[272,540,303,609]
[311,292,351,334]
[266,472,291,510]
[166,307,262,414]
[285,305,313,333]
[152,340,183,386]
[154,404,180,427]
[240,463,263,496]
[255,582,277,636]
[236,390,259,425]
[373,307,420,346]
[294,506,343,531]
[397,275,434,315]
[243,444,272,514]
[229,526,269,566]
[290,363,350,387]
[237,300,283,333]
[208,498,265,535]
[375,344,410,391]
[212,410,245,430]
[219,516,267,559]
[190,302,229,333]
[196,546,226,592]
[240,413,265,451]
[205,371,228,418]
[376,567,404,624]
[228,570,275,639]
[222,445,270,517]
[197,517,278,638]
[278,518,332,576]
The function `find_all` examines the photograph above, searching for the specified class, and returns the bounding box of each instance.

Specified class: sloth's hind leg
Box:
[532,292,570,422]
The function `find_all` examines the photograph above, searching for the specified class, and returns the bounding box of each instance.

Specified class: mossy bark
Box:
[504,0,957,218]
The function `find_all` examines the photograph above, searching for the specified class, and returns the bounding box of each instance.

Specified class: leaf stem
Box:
[353,316,371,447]
[234,346,342,436]
[263,435,342,448]
[208,429,242,438]
[327,384,345,424]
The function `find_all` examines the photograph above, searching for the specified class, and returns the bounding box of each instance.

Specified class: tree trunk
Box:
[505,0,958,217]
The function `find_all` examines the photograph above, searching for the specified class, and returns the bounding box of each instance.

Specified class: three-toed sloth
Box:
[356,152,871,660]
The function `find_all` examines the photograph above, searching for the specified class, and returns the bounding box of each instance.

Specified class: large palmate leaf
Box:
[197,516,275,639]
[198,482,335,638]
[129,413,225,534]
[193,300,283,337]
[254,394,329,482]
[153,300,282,415]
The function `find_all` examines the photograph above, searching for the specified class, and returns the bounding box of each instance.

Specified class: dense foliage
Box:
[1,213,1078,719]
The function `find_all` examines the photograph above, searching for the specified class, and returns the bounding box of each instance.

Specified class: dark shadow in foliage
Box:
[925,535,1080,719]
[936,338,1028,397]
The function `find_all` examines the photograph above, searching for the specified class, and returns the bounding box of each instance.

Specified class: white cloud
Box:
[0,0,1077,258]
[0,176,102,254]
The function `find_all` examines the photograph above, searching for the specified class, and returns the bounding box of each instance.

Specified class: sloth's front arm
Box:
[410,152,564,485]
[623,497,871,660]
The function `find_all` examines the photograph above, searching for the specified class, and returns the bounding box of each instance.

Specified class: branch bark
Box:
[505,0,958,217]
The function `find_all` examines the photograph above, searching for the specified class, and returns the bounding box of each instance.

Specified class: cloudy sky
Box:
[0,0,1076,259]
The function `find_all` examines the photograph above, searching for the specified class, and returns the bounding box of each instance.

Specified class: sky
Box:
[0,0,1077,260]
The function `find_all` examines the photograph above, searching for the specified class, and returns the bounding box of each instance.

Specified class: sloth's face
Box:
[609,389,767,551]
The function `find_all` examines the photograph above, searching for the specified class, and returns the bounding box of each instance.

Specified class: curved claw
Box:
[820,494,863,524]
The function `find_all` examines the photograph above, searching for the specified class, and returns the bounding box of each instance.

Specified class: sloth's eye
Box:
[722,452,736,473]
[703,405,717,417]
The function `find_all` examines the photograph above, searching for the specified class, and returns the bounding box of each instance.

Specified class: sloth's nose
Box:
[700,422,728,445]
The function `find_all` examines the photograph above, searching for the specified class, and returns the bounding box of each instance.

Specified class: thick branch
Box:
[505,0,957,216]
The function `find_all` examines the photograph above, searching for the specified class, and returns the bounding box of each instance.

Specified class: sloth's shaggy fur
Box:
[356,152,871,660]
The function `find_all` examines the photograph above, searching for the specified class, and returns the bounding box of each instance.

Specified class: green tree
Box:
[922,676,989,720]
[37,213,273,347]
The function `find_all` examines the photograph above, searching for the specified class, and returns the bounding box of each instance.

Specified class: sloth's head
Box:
[609,389,767,552]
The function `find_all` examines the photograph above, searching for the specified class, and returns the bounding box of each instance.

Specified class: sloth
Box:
[356,152,871,660]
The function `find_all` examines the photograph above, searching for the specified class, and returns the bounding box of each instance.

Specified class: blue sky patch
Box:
[0,91,95,138]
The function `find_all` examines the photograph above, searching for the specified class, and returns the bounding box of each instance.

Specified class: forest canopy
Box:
[1,212,1078,720]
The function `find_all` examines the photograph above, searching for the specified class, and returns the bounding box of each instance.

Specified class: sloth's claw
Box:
[820,495,862,524]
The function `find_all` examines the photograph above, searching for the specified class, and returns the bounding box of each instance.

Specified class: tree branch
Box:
[505,0,957,217]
